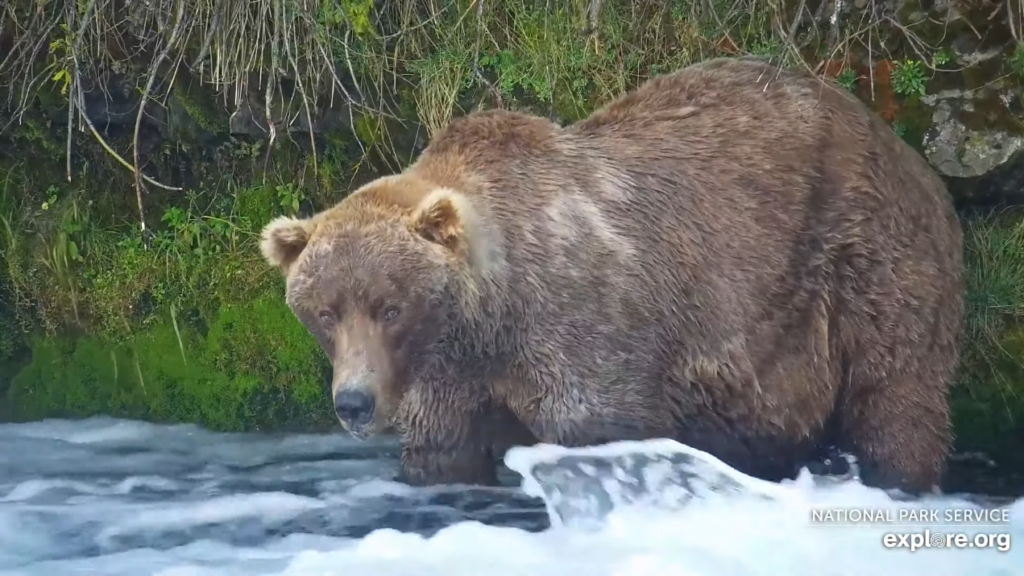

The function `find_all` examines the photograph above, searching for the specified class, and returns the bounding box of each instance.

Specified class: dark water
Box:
[0,417,1021,576]
[0,418,546,574]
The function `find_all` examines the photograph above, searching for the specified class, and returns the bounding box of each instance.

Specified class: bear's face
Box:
[259,183,480,438]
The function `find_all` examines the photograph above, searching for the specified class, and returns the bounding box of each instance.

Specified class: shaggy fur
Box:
[260,56,964,492]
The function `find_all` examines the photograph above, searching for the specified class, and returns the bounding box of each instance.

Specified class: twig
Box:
[67,0,98,184]
[281,0,319,190]
[316,42,368,159]
[380,1,452,40]
[0,12,60,81]
[66,75,74,182]
[783,0,816,79]
[1008,0,1019,43]
[76,82,181,192]
[341,28,364,102]
[132,0,187,232]
[189,1,221,70]
[868,0,875,103]
[584,0,603,37]
[788,0,808,52]
[262,0,282,180]
[884,16,946,72]
[162,50,189,111]
[472,0,503,109]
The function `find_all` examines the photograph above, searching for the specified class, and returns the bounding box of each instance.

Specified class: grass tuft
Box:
[952,210,1024,465]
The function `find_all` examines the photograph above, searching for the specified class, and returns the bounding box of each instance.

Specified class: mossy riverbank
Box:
[0,160,340,431]
[1,0,1024,478]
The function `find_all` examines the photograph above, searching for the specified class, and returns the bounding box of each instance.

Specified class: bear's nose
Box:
[334,388,375,427]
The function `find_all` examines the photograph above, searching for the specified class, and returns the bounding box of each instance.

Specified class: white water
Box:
[0,417,1021,575]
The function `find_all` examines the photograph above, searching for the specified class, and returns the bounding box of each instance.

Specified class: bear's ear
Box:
[260,215,315,275]
[409,188,472,260]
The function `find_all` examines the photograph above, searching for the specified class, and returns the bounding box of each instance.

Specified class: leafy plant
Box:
[891,60,928,97]
[836,68,857,91]
[276,183,306,216]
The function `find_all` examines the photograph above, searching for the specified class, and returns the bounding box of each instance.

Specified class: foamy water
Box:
[0,417,1020,575]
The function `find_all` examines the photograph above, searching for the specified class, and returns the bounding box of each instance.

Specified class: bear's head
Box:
[259,176,489,438]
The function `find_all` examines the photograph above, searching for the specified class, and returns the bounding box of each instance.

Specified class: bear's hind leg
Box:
[832,203,961,495]
[835,344,954,495]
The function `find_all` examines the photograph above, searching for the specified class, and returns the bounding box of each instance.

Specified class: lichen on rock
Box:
[923,87,1024,179]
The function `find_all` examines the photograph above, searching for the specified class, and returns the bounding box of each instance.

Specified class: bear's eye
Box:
[381,305,400,322]
[318,310,335,325]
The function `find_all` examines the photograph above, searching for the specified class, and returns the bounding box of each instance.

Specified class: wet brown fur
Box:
[260,56,964,492]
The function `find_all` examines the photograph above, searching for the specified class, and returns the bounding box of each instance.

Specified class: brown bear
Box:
[260,56,964,494]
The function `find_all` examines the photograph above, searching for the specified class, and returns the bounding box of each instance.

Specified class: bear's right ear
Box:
[260,215,315,275]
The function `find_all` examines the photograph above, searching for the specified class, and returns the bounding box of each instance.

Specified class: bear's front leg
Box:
[396,384,500,487]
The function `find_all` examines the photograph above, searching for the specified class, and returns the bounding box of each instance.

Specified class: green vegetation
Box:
[0,158,337,430]
[8,297,330,430]
[0,0,1023,474]
[954,211,1024,471]
[835,68,858,91]
[1009,44,1024,78]
[931,50,952,68]
[891,60,928,97]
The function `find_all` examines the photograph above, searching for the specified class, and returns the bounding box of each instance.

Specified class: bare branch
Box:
[77,81,181,192]
[132,0,187,232]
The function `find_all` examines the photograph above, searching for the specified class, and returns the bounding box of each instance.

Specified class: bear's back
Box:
[408,56,959,371]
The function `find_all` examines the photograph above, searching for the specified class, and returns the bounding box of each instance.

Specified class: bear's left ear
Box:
[409,188,472,260]
[260,215,315,275]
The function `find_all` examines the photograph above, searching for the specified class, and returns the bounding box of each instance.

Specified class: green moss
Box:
[7,295,333,431]
[0,299,20,368]
[354,112,385,146]
[894,96,933,152]
[172,77,229,135]
[8,335,145,421]
[205,294,322,398]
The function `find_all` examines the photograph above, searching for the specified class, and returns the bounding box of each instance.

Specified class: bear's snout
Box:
[334,387,376,435]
